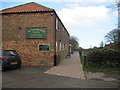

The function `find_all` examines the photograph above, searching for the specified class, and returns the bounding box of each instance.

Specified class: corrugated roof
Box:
[0,2,54,14]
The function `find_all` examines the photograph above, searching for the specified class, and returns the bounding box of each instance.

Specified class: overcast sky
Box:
[0,0,118,49]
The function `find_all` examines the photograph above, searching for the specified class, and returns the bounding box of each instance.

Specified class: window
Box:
[62,44,64,50]
[56,18,58,30]
[59,42,62,51]
[62,43,65,50]
[64,44,66,50]
[63,27,64,31]
[38,44,50,51]
[4,51,18,56]
[65,44,68,50]
[56,41,58,52]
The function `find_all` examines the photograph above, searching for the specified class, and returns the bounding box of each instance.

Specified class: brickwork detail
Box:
[2,12,70,66]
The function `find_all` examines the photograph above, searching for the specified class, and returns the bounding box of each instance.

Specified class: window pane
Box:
[56,18,58,30]
[56,42,58,52]
[59,42,61,51]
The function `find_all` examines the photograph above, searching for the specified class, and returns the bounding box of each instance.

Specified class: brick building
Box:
[1,2,70,66]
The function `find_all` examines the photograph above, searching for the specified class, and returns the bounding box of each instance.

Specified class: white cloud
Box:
[113,11,118,16]
[57,5,111,27]
[55,0,114,2]
[94,29,106,33]
[2,0,115,2]
[57,0,115,3]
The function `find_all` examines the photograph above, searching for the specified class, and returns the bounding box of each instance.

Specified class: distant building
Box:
[105,43,114,49]
[81,49,92,56]
[1,2,70,66]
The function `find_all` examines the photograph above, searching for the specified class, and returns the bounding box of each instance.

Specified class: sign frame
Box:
[38,44,50,52]
[26,27,47,39]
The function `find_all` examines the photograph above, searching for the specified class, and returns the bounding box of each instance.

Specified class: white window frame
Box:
[65,44,68,50]
[56,41,58,52]
[62,43,65,50]
[56,18,58,30]
[64,44,66,50]
[59,42,62,51]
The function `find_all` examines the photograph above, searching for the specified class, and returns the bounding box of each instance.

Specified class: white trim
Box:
[59,42,62,51]
[56,18,58,30]
[56,41,58,52]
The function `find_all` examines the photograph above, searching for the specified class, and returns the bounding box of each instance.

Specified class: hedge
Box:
[86,49,120,67]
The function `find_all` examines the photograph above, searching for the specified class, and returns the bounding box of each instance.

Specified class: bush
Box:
[86,49,120,67]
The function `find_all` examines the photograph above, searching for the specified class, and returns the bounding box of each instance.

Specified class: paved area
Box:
[84,71,120,83]
[1,52,119,88]
[2,66,119,88]
[45,52,85,79]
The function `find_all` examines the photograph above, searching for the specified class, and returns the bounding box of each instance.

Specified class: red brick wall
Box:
[55,16,70,62]
[2,12,70,66]
[2,12,55,66]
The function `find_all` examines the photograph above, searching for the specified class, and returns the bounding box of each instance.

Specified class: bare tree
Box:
[105,29,118,43]
[105,0,120,51]
[105,29,120,51]
[116,29,120,50]
[100,41,104,48]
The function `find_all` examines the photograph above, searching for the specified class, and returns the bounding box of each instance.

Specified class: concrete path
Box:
[45,52,85,79]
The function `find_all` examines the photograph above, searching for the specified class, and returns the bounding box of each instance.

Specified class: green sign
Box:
[26,27,47,39]
[38,45,50,51]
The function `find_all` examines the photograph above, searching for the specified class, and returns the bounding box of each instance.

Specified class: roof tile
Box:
[1,2,54,14]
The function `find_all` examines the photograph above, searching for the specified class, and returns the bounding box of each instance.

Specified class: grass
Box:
[80,56,120,72]
[80,56,84,65]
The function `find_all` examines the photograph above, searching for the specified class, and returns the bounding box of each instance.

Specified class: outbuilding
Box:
[1,2,70,66]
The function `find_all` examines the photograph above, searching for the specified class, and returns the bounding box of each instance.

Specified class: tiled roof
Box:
[0,2,54,14]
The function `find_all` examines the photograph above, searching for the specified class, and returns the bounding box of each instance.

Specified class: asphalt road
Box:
[2,66,119,88]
